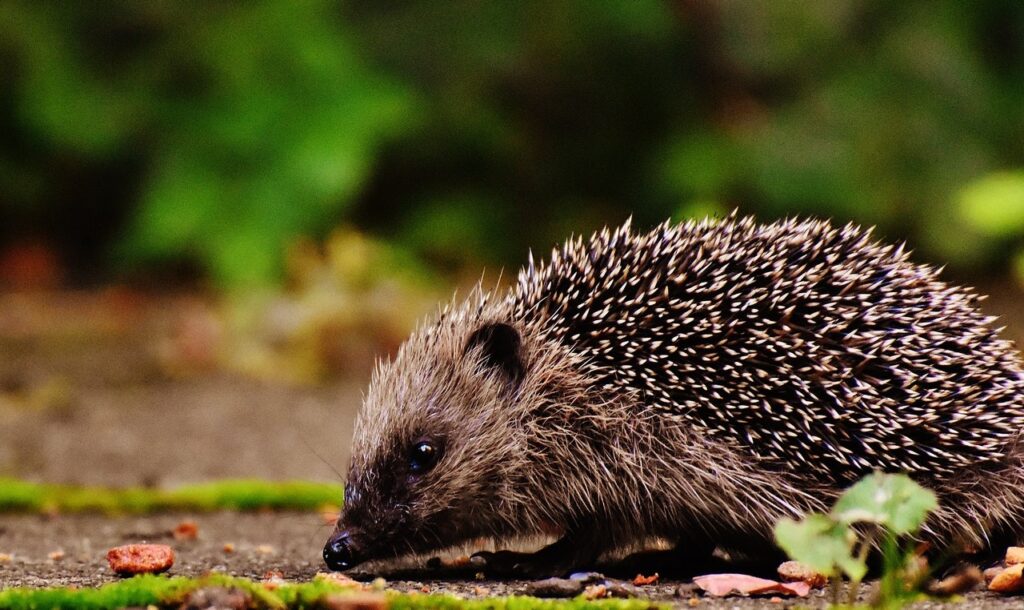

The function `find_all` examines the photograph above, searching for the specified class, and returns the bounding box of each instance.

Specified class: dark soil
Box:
[3,283,1024,608]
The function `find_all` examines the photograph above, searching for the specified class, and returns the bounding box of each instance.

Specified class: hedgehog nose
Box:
[323,530,357,571]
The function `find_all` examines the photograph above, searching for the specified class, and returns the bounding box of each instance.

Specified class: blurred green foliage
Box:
[0,1,415,286]
[1,1,1023,287]
[0,477,344,513]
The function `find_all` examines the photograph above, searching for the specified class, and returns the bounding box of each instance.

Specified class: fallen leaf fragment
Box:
[777,560,826,588]
[989,563,1024,594]
[693,573,811,597]
[0,553,11,563]
[633,572,659,585]
[106,544,174,575]
[223,542,235,554]
[48,550,65,561]
[1007,547,1024,565]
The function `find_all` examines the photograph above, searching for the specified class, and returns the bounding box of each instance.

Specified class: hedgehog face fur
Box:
[325,301,538,569]
[326,214,1024,575]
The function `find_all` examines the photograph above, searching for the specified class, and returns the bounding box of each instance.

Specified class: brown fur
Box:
[332,215,1024,572]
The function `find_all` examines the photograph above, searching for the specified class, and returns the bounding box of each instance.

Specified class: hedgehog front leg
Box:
[471,532,605,578]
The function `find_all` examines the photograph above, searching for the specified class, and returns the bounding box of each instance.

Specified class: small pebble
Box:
[984,565,1004,583]
[569,571,605,583]
[989,563,1024,594]
[526,577,585,598]
[675,582,698,597]
[370,577,387,591]
[777,560,826,588]
[222,543,235,554]
[0,553,12,563]
[583,584,608,600]
[1008,547,1024,565]
[255,544,275,555]
[173,520,199,541]
[687,597,700,607]
[106,544,174,576]
[48,550,65,561]
[603,580,640,598]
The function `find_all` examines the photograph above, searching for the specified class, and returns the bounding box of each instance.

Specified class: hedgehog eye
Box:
[409,441,441,474]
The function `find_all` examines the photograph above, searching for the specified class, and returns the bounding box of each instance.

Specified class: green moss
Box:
[0,574,665,610]
[0,574,191,610]
[386,596,661,610]
[0,478,344,514]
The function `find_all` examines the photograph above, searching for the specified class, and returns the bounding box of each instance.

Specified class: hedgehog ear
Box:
[465,322,525,385]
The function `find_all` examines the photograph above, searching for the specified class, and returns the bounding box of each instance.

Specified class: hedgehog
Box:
[323,214,1024,577]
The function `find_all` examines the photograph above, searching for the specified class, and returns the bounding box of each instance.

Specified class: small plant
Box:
[774,472,938,609]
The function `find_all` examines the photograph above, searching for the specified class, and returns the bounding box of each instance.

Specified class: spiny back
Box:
[511,216,1024,486]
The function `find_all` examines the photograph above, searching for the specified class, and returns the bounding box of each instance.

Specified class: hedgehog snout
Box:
[323,528,361,571]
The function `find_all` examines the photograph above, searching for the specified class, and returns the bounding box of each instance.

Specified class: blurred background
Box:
[1,1,1023,487]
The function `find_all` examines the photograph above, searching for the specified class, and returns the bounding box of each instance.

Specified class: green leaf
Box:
[959,171,1024,237]
[774,513,865,580]
[832,473,938,534]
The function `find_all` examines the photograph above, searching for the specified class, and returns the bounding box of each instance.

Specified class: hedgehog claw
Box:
[471,550,526,576]
[471,534,599,578]
[471,549,574,579]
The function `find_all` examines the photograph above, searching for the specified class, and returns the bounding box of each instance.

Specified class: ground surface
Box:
[3,284,1024,608]
[0,291,359,487]
[0,512,1021,609]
